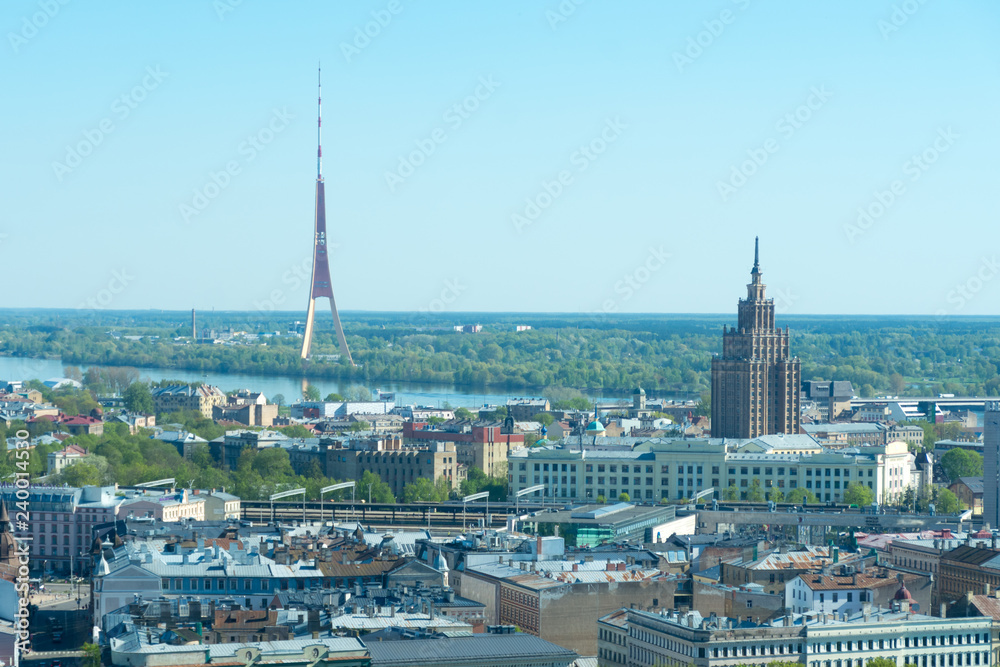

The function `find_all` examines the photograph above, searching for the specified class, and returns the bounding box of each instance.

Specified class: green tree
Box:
[272,393,286,407]
[767,488,785,503]
[324,393,344,401]
[344,386,373,402]
[901,486,916,511]
[305,460,325,479]
[251,448,295,480]
[936,487,965,514]
[619,492,630,502]
[596,494,606,503]
[403,478,443,503]
[360,470,395,503]
[454,407,474,420]
[844,483,875,507]
[867,659,899,667]
[459,466,507,501]
[940,448,983,482]
[694,391,710,417]
[123,382,154,413]
[60,461,103,487]
[786,487,818,505]
[745,479,764,502]
[722,484,740,501]
[303,385,321,401]
[277,424,313,438]
[82,642,101,667]
[536,413,555,426]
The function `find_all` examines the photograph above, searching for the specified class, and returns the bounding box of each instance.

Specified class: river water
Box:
[0,355,678,409]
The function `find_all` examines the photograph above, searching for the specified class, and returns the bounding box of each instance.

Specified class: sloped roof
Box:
[954,477,984,494]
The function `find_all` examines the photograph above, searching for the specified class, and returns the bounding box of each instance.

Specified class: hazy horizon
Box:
[5,1,998,316]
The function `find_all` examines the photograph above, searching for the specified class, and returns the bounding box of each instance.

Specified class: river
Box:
[0,355,685,409]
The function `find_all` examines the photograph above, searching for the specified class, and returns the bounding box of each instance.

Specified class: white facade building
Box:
[597,606,993,667]
[510,437,915,504]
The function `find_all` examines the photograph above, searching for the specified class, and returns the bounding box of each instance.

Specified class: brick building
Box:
[711,238,800,439]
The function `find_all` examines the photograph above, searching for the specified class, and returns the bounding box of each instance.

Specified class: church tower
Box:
[711,238,800,438]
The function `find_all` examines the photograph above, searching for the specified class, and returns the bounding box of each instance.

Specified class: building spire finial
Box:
[754,236,759,272]
[317,62,323,181]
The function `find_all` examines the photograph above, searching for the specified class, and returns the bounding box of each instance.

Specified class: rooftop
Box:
[365,633,578,666]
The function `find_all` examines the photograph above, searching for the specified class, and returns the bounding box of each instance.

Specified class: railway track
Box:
[239,500,549,528]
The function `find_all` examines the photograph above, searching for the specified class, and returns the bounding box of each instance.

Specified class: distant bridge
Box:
[850,396,1000,413]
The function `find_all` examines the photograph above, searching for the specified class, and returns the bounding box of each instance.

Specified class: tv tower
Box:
[300,64,354,364]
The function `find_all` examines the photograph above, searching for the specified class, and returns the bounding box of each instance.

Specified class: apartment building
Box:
[0,484,122,575]
[597,606,993,667]
[152,385,227,418]
[325,437,465,498]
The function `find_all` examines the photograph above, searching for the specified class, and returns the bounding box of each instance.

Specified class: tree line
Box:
[6,313,998,395]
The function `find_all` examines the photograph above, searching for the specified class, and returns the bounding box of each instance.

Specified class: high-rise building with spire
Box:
[711,238,800,438]
[300,65,353,364]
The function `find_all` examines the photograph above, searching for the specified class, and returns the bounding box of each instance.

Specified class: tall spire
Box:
[317,62,323,181]
[750,235,762,286]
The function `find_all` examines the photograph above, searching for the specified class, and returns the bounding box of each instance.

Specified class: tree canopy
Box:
[939,448,983,482]
[844,483,875,507]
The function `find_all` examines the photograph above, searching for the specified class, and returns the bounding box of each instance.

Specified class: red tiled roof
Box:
[60,415,101,425]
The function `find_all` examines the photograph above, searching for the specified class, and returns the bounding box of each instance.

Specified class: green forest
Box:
[2,310,999,396]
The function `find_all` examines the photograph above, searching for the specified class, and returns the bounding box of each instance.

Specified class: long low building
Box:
[598,605,993,667]
[109,630,579,667]
[508,437,917,505]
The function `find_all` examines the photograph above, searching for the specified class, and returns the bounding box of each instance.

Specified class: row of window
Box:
[809,653,988,667]
[812,634,986,653]
[163,576,379,592]
[516,462,879,480]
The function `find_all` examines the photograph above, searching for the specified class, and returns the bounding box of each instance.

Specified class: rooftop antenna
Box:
[317,62,323,180]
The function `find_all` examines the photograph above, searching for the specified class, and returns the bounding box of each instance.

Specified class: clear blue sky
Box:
[3,1,998,316]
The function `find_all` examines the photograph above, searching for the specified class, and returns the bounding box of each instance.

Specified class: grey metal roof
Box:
[365,633,578,665]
